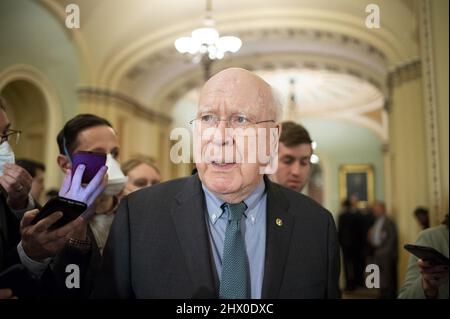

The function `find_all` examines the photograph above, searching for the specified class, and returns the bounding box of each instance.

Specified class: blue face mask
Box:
[0,141,15,176]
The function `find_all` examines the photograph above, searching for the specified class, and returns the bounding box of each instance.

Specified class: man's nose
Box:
[290,161,301,176]
[212,120,233,146]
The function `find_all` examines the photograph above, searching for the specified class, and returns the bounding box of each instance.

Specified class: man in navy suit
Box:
[94,68,340,299]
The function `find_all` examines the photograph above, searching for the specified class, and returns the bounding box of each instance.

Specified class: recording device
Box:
[404,244,449,266]
[31,196,87,230]
[71,151,107,184]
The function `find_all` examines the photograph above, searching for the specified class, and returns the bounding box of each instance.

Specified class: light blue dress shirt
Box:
[202,181,267,299]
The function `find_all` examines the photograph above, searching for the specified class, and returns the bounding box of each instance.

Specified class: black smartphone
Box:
[404,244,449,266]
[0,264,40,298]
[31,196,87,230]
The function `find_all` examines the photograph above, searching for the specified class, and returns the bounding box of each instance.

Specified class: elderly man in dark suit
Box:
[94,68,340,299]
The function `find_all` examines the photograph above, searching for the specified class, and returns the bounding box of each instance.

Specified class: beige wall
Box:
[389,67,429,289]
[430,0,449,218]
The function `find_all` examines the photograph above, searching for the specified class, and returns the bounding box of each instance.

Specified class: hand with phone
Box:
[404,244,449,298]
[418,259,449,298]
[21,164,108,261]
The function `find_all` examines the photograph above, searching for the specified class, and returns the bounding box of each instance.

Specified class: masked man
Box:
[19,114,126,298]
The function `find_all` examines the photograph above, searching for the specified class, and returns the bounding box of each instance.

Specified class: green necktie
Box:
[219,202,249,299]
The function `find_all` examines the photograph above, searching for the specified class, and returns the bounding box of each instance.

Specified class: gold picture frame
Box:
[339,164,374,207]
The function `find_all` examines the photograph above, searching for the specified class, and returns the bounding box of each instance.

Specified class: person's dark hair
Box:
[443,214,449,228]
[56,114,112,155]
[15,159,45,177]
[414,206,429,217]
[342,199,352,209]
[279,121,312,147]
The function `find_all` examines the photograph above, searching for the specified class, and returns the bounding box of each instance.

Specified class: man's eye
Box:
[282,158,294,165]
[234,116,249,124]
[134,179,149,188]
[201,115,215,123]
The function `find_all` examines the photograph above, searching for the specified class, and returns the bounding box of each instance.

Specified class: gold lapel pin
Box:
[276,218,283,226]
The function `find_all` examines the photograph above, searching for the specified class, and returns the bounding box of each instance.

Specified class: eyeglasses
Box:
[189,113,275,129]
[1,129,21,145]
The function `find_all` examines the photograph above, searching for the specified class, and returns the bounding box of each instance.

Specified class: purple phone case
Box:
[71,151,106,184]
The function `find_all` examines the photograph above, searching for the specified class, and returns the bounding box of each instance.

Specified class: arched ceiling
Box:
[41,0,417,137]
[43,0,419,86]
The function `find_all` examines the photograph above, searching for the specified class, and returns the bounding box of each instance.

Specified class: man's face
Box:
[123,163,161,195]
[30,168,45,202]
[194,69,278,203]
[373,202,385,217]
[0,110,10,141]
[270,142,312,192]
[59,125,120,173]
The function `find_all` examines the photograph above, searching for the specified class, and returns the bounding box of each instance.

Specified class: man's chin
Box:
[287,183,302,192]
[204,173,240,195]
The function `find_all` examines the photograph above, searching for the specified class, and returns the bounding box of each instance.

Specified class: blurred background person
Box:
[16,159,45,206]
[338,198,365,291]
[414,206,430,230]
[121,155,161,195]
[269,121,312,192]
[368,201,398,298]
[398,214,448,299]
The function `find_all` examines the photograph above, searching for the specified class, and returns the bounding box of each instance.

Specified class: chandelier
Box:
[174,0,242,79]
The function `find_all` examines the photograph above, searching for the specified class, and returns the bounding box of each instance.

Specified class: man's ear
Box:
[276,122,282,137]
[57,154,71,174]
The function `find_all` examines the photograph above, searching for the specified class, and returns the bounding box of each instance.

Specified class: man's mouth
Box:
[210,161,237,170]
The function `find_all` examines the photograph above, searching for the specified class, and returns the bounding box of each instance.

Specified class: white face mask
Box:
[104,153,127,195]
[0,141,15,176]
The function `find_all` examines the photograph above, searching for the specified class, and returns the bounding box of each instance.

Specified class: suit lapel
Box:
[261,178,293,298]
[171,175,217,298]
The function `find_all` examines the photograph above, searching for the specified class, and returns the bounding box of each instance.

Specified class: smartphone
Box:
[31,196,87,230]
[404,244,449,266]
[71,151,107,184]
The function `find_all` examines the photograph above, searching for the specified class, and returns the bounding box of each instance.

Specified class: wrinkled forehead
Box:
[198,74,272,117]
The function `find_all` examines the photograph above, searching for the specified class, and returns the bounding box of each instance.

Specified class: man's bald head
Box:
[200,68,281,121]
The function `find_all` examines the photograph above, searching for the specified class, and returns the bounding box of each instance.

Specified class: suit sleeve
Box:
[326,212,341,298]
[92,197,134,298]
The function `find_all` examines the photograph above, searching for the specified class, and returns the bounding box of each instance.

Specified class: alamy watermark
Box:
[365,4,380,29]
[65,4,80,29]
[170,124,280,174]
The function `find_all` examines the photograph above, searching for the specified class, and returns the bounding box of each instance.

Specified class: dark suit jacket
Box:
[0,192,21,271]
[49,226,102,298]
[93,174,340,299]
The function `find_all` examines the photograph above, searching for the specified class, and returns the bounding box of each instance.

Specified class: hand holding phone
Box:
[31,196,87,229]
[31,163,108,227]
[404,244,449,266]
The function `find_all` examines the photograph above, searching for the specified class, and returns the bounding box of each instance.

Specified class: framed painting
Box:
[339,164,374,207]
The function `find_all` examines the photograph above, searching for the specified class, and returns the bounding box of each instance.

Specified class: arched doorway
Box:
[1,80,47,162]
[0,65,63,190]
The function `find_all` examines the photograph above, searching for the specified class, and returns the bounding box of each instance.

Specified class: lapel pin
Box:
[276,218,283,226]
